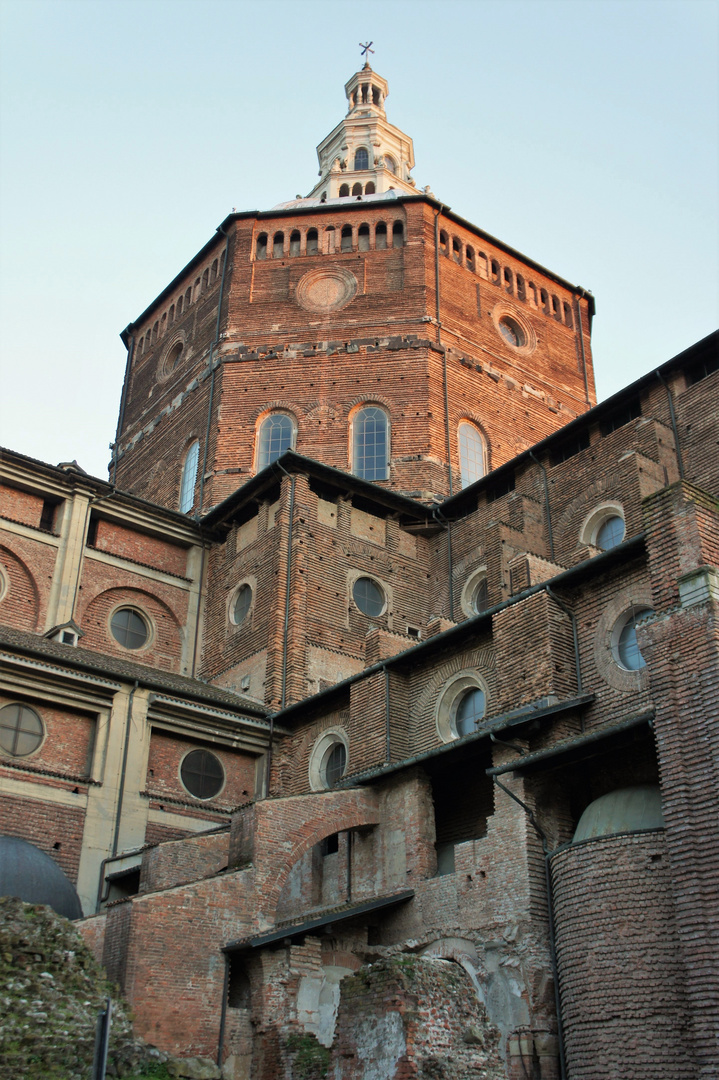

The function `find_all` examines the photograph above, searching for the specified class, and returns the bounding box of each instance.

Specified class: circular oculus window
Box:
[614,608,654,671]
[498,316,525,348]
[0,703,44,757]
[295,268,358,313]
[596,515,626,551]
[110,608,149,650]
[180,748,225,800]
[321,742,347,788]
[491,306,536,353]
[352,577,385,617]
[232,584,253,626]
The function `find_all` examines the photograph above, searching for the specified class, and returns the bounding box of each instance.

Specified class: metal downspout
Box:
[112,332,135,486]
[197,225,231,516]
[491,776,568,1080]
[574,294,591,405]
[281,474,296,709]
[190,531,208,679]
[529,451,555,561]
[656,369,685,479]
[434,208,453,497]
[384,665,391,764]
[216,954,230,1068]
[111,680,138,858]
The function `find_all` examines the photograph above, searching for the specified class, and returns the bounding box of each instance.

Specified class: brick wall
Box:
[551,832,694,1079]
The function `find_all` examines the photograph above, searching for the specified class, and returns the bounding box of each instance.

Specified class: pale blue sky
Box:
[1,0,717,479]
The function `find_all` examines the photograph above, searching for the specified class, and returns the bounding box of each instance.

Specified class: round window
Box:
[353,577,385,617]
[616,609,654,670]
[455,687,486,737]
[180,749,225,800]
[321,742,347,788]
[0,704,44,757]
[110,608,149,650]
[167,342,183,371]
[232,584,253,626]
[473,577,489,615]
[498,316,526,348]
[596,515,625,551]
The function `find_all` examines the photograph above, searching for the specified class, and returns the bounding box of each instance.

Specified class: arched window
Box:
[540,288,550,314]
[138,335,145,355]
[563,302,574,327]
[458,423,485,488]
[273,232,284,258]
[452,237,462,263]
[210,259,218,283]
[375,222,388,250]
[385,155,397,175]
[364,181,375,194]
[352,182,362,196]
[466,246,475,272]
[169,304,175,325]
[352,407,389,481]
[392,221,404,247]
[184,287,192,307]
[306,228,318,255]
[289,231,301,256]
[256,234,268,260]
[257,413,295,470]
[324,226,336,254]
[354,147,369,170]
[202,268,209,290]
[358,224,370,251]
[341,225,353,252]
[180,440,200,513]
[477,252,488,279]
[552,294,562,321]
[177,296,183,316]
[504,267,514,293]
[491,260,500,284]
[439,230,449,256]
[516,274,526,301]
[339,183,350,197]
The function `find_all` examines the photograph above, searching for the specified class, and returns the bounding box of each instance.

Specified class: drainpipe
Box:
[190,531,208,679]
[280,473,296,709]
[434,208,453,497]
[491,776,568,1080]
[574,294,591,405]
[655,370,685,480]
[111,680,138,859]
[384,665,391,764]
[432,507,454,622]
[216,953,230,1068]
[112,331,135,486]
[529,451,555,562]
[197,225,231,516]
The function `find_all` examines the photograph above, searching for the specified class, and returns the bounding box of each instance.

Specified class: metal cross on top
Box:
[359,41,374,59]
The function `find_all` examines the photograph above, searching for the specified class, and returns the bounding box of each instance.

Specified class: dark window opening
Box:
[289,231,301,256]
[439,230,449,255]
[685,352,719,386]
[600,399,642,437]
[392,221,404,247]
[563,302,574,327]
[375,222,387,249]
[306,229,319,255]
[86,514,99,547]
[540,288,550,315]
[352,182,362,196]
[516,275,526,301]
[430,754,494,876]
[504,267,513,293]
[228,958,251,1009]
[551,429,590,465]
[40,499,58,532]
[485,472,515,502]
[491,260,500,284]
[273,232,284,258]
[364,181,375,194]
[106,867,141,904]
[202,269,209,290]
[321,833,339,856]
[466,245,475,271]
[255,234,268,260]
[452,238,462,263]
[358,224,370,251]
[339,183,350,197]
[210,260,218,284]
[341,225,353,252]
[354,147,369,170]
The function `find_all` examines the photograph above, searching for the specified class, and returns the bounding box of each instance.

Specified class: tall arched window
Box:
[385,155,397,175]
[257,413,295,470]
[179,441,200,513]
[458,423,485,489]
[352,407,389,481]
[354,147,369,170]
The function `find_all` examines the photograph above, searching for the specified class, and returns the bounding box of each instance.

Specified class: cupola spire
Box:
[306,60,417,201]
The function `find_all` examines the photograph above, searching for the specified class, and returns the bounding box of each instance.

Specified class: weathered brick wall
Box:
[76,576,186,673]
[91,518,189,578]
[0,693,95,778]
[675,367,719,494]
[551,832,695,1079]
[0,484,48,530]
[0,792,86,883]
[139,828,230,893]
[77,911,106,964]
[0,536,48,630]
[331,955,504,1080]
[145,730,257,809]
